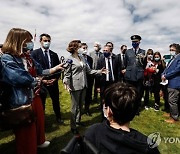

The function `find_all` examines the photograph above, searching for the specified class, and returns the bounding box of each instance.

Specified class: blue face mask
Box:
[154,57,160,61]
[132,42,139,49]
[104,52,111,58]
[25,42,34,51]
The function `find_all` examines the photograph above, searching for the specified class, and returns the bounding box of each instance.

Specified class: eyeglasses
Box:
[43,40,51,42]
[103,50,108,51]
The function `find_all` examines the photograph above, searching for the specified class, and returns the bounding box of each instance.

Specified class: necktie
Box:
[108,58,113,81]
[135,49,137,55]
[96,52,99,57]
[122,54,125,67]
[44,50,49,69]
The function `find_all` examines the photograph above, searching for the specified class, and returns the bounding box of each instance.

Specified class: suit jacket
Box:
[89,51,103,69]
[162,54,180,89]
[31,48,60,79]
[96,54,120,85]
[63,54,101,91]
[124,48,145,82]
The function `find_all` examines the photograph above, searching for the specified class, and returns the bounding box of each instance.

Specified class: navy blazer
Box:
[31,48,60,79]
[162,54,180,89]
[124,48,145,81]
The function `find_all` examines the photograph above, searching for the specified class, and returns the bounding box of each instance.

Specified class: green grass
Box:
[0,81,180,154]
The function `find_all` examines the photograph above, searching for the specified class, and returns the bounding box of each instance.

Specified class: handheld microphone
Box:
[63,59,73,68]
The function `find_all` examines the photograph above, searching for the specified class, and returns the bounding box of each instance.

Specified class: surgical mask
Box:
[78,48,84,54]
[147,54,153,60]
[170,51,176,56]
[25,42,34,51]
[83,49,88,55]
[104,52,111,58]
[43,42,50,49]
[132,42,139,49]
[154,57,160,61]
[94,47,98,51]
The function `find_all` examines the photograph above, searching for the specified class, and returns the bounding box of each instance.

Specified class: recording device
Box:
[62,59,73,68]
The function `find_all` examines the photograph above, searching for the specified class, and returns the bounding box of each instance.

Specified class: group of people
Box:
[0,27,179,154]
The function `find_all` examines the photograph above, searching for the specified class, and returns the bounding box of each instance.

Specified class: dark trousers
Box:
[93,76,99,100]
[85,75,93,112]
[40,82,61,119]
[161,85,169,110]
[144,85,151,106]
[126,80,144,105]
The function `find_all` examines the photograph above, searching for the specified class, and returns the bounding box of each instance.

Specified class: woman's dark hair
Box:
[103,82,138,125]
[67,40,81,54]
[153,51,161,61]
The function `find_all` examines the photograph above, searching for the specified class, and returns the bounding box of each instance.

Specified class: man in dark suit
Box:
[31,33,63,124]
[117,45,127,82]
[162,43,180,123]
[122,35,145,113]
[81,43,93,116]
[96,45,120,102]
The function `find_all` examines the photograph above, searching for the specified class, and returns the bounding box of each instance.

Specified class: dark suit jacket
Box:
[124,48,145,82]
[96,54,120,87]
[31,48,60,80]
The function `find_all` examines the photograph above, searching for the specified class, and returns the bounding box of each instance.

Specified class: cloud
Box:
[0,0,180,57]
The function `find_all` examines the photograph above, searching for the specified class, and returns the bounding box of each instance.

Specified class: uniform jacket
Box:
[124,48,145,81]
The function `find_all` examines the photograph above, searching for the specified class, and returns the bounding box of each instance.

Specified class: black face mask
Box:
[122,49,127,54]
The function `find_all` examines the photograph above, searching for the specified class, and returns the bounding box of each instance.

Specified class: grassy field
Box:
[0,81,180,154]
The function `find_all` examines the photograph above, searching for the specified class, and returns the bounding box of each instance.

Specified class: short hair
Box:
[120,45,127,50]
[106,42,114,48]
[40,33,51,41]
[169,43,180,53]
[81,42,88,48]
[67,40,81,54]
[2,28,32,56]
[103,82,138,125]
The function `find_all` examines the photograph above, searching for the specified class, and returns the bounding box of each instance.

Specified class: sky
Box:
[1,0,180,58]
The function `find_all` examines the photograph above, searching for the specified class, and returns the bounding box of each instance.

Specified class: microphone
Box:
[63,59,73,68]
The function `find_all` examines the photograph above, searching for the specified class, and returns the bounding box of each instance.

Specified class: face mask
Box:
[43,42,50,49]
[170,51,176,56]
[78,48,84,54]
[147,54,153,60]
[25,42,34,51]
[94,47,98,51]
[132,42,139,49]
[154,57,160,61]
[104,52,111,58]
[122,49,127,54]
[83,49,88,55]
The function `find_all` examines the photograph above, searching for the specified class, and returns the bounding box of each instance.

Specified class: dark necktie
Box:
[122,54,125,67]
[44,50,49,69]
[135,49,137,55]
[108,58,113,81]
[96,52,99,57]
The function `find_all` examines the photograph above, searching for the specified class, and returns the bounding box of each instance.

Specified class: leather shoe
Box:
[56,118,64,124]
[76,122,85,126]
[37,141,50,148]
[71,128,79,135]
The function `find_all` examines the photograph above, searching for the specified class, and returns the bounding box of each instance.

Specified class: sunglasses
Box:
[43,40,51,42]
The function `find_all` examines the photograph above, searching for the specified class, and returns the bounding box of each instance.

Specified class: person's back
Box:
[84,82,160,154]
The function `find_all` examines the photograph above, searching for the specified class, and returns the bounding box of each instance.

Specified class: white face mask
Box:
[78,48,84,54]
[43,42,50,49]
[83,49,88,55]
[170,51,176,56]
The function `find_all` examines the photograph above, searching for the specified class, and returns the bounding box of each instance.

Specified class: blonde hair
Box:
[2,28,32,56]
